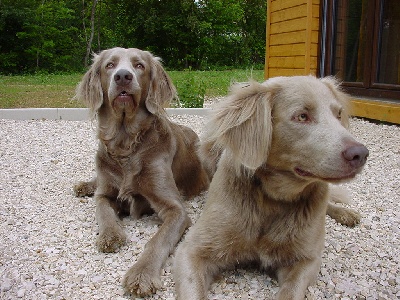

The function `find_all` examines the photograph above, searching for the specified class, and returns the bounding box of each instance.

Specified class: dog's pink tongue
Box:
[115,94,134,107]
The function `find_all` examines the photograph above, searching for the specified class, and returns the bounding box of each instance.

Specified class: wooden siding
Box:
[264,0,400,124]
[265,0,320,78]
[350,99,400,124]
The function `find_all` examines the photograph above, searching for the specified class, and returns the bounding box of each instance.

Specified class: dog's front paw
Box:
[96,228,126,253]
[338,209,361,227]
[333,207,361,227]
[327,203,361,228]
[122,264,161,297]
[73,181,96,197]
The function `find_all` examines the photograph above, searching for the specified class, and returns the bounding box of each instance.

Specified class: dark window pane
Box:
[376,0,400,85]
[334,0,369,82]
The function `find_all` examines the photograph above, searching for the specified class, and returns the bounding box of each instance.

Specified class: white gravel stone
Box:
[0,114,399,299]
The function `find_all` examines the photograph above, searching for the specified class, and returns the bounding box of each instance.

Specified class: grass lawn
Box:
[0,69,264,109]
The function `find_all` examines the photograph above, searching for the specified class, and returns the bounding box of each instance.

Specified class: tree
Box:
[84,0,98,67]
[0,0,266,73]
[0,0,36,73]
[0,0,84,73]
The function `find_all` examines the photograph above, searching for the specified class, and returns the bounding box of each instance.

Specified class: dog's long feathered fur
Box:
[74,47,209,297]
[173,76,368,299]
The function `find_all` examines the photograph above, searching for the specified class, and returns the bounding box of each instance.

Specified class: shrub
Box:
[174,72,206,108]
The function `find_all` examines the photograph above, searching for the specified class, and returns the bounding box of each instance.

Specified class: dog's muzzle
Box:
[111,69,140,112]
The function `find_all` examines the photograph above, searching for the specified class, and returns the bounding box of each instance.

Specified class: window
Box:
[319,0,400,100]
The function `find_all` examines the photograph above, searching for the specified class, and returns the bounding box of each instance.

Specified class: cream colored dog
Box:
[173,76,368,300]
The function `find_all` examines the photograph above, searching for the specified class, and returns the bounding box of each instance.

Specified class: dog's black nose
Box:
[342,144,369,168]
[114,69,133,86]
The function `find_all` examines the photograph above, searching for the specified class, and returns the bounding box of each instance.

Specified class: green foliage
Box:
[0,0,266,74]
[1,0,84,73]
[169,68,265,97]
[173,71,206,108]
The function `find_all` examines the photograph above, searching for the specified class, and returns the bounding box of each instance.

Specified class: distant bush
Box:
[173,72,206,108]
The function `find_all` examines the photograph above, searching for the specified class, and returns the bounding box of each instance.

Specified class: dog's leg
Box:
[275,257,321,300]
[122,169,191,297]
[327,186,361,227]
[327,202,361,227]
[129,195,154,220]
[95,194,127,253]
[198,139,221,180]
[73,177,97,197]
[173,241,216,300]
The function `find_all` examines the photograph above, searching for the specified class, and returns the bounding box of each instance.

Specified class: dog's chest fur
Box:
[207,164,328,267]
[255,176,327,265]
[96,116,172,199]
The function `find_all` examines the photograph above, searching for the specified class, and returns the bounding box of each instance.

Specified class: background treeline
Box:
[0,0,266,74]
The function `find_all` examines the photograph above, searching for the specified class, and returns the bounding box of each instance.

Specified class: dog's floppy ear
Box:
[146,55,177,115]
[205,80,273,171]
[320,76,351,128]
[75,52,104,118]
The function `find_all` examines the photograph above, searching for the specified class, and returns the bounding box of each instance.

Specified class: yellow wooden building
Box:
[265,0,400,124]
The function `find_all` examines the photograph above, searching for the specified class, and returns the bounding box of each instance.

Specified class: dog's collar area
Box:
[99,117,157,158]
[252,168,311,203]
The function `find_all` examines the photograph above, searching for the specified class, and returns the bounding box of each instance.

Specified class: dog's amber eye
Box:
[106,62,114,69]
[135,63,144,69]
[297,113,309,122]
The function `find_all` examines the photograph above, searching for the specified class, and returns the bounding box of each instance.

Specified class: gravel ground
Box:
[0,114,399,300]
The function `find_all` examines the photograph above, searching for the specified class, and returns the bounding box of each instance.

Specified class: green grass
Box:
[0,69,264,108]
[169,69,264,97]
[0,74,83,108]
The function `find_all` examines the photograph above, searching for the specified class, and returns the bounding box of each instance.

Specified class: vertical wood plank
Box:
[265,0,272,79]
[305,0,312,74]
